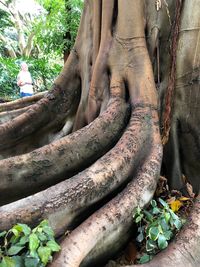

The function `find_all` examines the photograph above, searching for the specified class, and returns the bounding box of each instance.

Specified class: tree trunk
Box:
[0,0,200,266]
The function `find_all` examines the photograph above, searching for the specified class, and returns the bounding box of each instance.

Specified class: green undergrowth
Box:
[132,175,195,264]
[133,198,185,264]
[0,220,60,267]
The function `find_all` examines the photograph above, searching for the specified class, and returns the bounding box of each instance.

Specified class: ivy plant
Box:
[133,198,185,264]
[0,220,60,267]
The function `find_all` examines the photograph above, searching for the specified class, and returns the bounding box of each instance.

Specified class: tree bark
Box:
[0,97,129,204]
[49,110,162,267]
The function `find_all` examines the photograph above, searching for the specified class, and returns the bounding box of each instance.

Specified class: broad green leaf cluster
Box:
[0,220,60,267]
[0,0,83,58]
[133,198,185,264]
[0,58,19,99]
[36,0,83,55]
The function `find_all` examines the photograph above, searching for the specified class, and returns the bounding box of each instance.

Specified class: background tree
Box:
[0,0,200,266]
[0,0,41,57]
[0,0,82,98]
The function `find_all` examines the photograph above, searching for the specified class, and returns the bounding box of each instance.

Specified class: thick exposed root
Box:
[0,106,29,124]
[0,92,46,112]
[0,106,152,236]
[0,97,81,160]
[0,93,47,124]
[48,110,162,267]
[0,97,129,204]
[0,51,80,151]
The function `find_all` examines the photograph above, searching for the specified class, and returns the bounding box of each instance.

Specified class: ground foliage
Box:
[105,177,195,266]
[133,198,184,264]
[0,220,60,267]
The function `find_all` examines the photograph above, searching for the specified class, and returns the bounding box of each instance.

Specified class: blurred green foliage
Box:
[0,57,62,99]
[35,0,83,55]
[0,58,19,99]
[0,0,83,100]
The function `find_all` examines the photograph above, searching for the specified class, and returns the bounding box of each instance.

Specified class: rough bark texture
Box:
[0,0,200,266]
[163,0,200,193]
[0,97,129,204]
[49,110,162,267]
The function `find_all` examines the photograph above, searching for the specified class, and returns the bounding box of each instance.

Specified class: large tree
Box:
[0,0,200,266]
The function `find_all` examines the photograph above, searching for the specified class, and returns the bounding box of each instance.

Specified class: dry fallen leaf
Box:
[179,197,190,201]
[170,200,183,212]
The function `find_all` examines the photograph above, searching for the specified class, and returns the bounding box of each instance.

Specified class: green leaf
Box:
[29,234,39,255]
[146,225,153,237]
[12,225,23,235]
[36,227,43,234]
[11,229,19,237]
[164,230,173,240]
[42,226,54,238]
[158,224,163,234]
[169,210,179,220]
[137,206,141,213]
[133,207,141,218]
[37,233,47,242]
[159,198,168,208]
[10,235,19,245]
[7,245,25,256]
[152,207,160,215]
[46,240,60,252]
[135,214,144,223]
[136,231,144,243]
[16,224,31,236]
[148,227,159,241]
[158,234,168,250]
[19,236,29,246]
[173,219,182,230]
[160,218,170,232]
[143,210,153,222]
[38,246,51,265]
[146,239,157,252]
[24,257,40,267]
[169,217,174,227]
[38,220,49,228]
[181,218,187,225]
[139,254,152,264]
[164,212,171,222]
[0,256,15,267]
[12,256,24,267]
[151,200,157,207]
